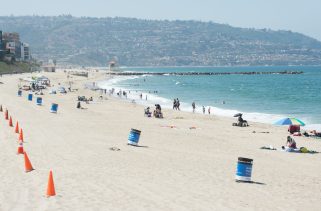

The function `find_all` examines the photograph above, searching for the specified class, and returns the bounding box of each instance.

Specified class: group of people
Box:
[232,113,249,127]
[280,127,319,153]
[144,104,163,118]
[202,106,211,114]
[173,98,180,110]
[78,96,93,103]
[117,90,127,98]
[302,130,321,137]
[282,136,309,153]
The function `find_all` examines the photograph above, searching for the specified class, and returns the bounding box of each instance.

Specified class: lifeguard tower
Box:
[108,60,119,71]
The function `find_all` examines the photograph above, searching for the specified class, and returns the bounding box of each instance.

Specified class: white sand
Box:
[0,70,320,211]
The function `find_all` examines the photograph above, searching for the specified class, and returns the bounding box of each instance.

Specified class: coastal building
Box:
[0,32,31,61]
[3,32,21,61]
[20,42,30,61]
[3,32,20,43]
[6,42,16,54]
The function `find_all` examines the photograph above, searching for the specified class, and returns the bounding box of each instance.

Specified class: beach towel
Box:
[260,146,277,150]
[281,147,319,154]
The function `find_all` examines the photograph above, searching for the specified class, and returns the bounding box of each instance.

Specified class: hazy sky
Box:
[1,0,320,41]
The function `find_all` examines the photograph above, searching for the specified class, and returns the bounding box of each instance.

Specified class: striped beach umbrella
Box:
[274,117,305,126]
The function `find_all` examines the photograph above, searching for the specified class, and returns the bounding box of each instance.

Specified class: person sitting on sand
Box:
[153,104,163,118]
[286,136,297,149]
[282,136,298,152]
[144,107,152,117]
[237,115,248,126]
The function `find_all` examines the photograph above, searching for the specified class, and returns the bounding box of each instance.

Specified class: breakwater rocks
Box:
[108,71,303,76]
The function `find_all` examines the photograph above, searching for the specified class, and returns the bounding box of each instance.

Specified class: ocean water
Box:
[97,66,321,129]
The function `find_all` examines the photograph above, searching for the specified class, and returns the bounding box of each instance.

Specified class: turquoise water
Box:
[99,66,321,127]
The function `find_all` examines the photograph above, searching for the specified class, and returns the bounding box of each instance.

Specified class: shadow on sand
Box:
[236,180,266,185]
[127,144,149,148]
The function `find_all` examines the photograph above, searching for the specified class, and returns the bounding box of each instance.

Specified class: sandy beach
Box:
[0,69,321,211]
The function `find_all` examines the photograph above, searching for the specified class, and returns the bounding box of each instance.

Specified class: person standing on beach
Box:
[176,98,180,110]
[192,102,196,113]
[173,99,177,110]
[202,106,205,114]
[208,107,211,115]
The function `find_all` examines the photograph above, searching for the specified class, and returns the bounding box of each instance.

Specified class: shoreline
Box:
[0,69,321,210]
[96,75,321,131]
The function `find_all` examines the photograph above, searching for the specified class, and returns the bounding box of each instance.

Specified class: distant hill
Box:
[1,15,321,66]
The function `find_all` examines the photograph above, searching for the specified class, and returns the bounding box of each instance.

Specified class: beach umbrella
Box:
[274,117,305,126]
[233,113,242,117]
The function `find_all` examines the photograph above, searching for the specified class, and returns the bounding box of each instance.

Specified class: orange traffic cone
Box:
[9,116,13,127]
[17,142,24,154]
[24,152,34,172]
[5,109,8,120]
[19,128,24,142]
[46,171,56,197]
[0,105,2,112]
[15,121,20,133]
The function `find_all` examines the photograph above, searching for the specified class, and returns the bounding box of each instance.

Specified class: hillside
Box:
[1,15,321,66]
[0,61,39,74]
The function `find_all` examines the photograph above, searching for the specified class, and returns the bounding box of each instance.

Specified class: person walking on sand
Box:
[192,101,196,113]
[173,99,177,110]
[208,107,211,115]
[202,106,205,114]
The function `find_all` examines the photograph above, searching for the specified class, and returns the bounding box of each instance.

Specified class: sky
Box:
[0,0,320,41]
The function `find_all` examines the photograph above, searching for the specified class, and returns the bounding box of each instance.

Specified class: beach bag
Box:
[300,147,308,153]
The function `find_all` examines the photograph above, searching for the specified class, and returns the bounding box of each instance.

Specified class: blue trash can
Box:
[18,90,22,97]
[235,157,253,182]
[50,103,58,113]
[28,93,33,101]
[36,97,42,105]
[128,129,141,146]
